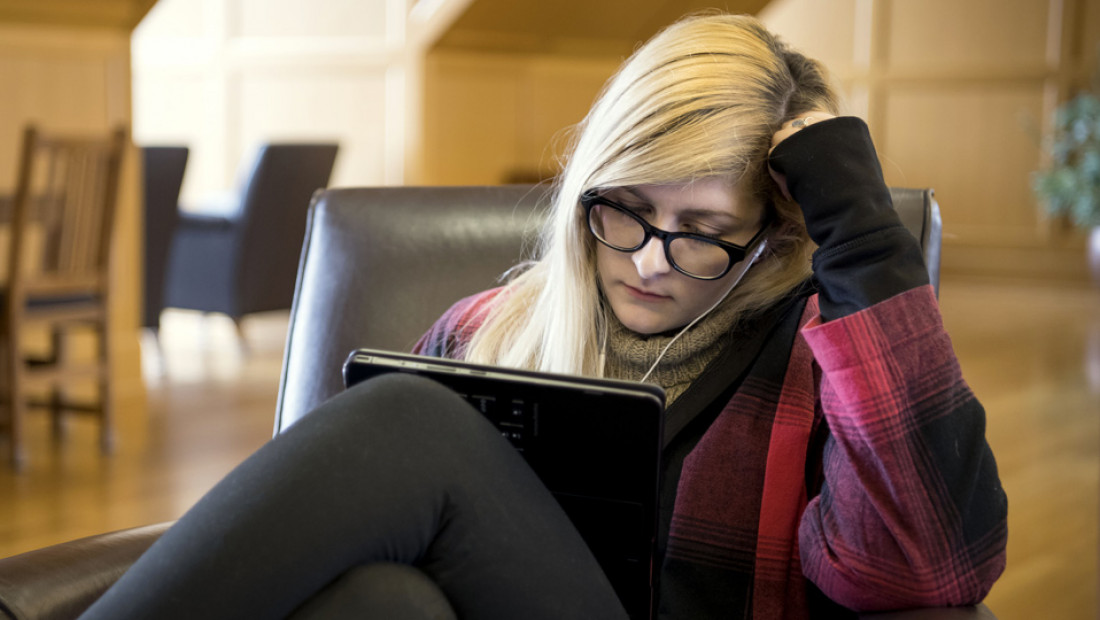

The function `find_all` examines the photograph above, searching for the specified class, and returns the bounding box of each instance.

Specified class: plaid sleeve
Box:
[412,287,504,359]
[798,285,1007,611]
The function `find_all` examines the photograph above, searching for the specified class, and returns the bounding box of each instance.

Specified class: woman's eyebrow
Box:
[681,207,740,220]
[619,187,651,204]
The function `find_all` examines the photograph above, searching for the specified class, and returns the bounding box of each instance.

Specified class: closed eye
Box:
[681,221,733,240]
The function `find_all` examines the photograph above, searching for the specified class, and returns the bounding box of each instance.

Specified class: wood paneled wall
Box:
[759,0,1097,284]
[420,52,620,185]
[422,0,1100,284]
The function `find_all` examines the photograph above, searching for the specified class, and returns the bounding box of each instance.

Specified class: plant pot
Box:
[1090,226,1100,289]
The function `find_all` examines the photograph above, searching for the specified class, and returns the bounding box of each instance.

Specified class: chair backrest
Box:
[234,143,339,316]
[891,187,942,295]
[141,145,189,328]
[7,126,127,303]
[275,185,941,432]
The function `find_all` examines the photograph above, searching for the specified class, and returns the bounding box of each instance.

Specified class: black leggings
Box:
[80,374,628,620]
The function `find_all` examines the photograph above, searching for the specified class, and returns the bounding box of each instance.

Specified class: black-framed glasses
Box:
[581,191,769,280]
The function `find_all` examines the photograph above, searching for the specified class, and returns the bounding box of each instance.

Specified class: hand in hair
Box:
[767,110,837,201]
[767,115,930,320]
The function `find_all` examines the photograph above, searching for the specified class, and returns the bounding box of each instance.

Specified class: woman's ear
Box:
[768,167,793,202]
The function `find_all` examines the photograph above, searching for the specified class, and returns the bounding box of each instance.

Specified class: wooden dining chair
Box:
[0,125,127,470]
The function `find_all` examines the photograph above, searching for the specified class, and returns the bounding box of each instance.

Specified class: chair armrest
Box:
[0,522,171,620]
[858,603,997,619]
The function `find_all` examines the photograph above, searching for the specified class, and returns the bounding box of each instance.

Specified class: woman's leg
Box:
[288,563,457,620]
[80,373,627,620]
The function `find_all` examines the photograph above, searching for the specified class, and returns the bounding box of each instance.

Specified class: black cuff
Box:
[813,226,929,321]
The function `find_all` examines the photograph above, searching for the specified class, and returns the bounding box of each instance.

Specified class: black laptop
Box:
[342,348,665,620]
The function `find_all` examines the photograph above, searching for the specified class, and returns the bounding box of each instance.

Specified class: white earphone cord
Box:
[637,238,767,384]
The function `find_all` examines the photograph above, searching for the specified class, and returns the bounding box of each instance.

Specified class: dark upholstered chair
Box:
[0,186,995,620]
[163,142,338,340]
[276,185,548,430]
[140,146,189,335]
[275,185,942,428]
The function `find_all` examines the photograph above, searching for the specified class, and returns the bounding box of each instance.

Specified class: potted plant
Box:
[1033,76,1100,287]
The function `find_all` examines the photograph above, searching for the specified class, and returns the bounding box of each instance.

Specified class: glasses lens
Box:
[668,236,733,279]
[589,202,645,250]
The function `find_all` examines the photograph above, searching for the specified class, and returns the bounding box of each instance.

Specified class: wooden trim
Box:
[0,0,158,31]
[942,242,1092,285]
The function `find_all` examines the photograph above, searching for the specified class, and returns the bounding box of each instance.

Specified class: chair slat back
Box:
[8,126,127,299]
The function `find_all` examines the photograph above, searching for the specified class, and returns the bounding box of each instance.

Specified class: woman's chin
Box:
[614,310,677,336]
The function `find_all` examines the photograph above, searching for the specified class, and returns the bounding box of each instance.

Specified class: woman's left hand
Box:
[768,111,837,201]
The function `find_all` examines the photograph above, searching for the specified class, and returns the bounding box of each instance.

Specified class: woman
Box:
[82,12,1006,620]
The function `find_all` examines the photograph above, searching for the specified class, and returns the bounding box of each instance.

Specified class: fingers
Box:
[769,111,837,153]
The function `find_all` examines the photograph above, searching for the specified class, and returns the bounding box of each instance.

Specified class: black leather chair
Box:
[276,185,942,428]
[277,185,548,430]
[163,142,338,340]
[140,146,189,336]
[0,185,993,620]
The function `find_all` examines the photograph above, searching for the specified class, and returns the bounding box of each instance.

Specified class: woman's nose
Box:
[632,236,672,279]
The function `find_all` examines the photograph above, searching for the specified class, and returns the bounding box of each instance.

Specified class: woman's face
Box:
[593,177,766,335]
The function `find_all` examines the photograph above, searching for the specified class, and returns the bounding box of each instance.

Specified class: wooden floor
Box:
[0,279,1097,619]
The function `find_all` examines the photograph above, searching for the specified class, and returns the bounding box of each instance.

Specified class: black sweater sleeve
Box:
[767,117,929,321]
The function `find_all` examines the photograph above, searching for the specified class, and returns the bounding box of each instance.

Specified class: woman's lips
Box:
[624,284,671,302]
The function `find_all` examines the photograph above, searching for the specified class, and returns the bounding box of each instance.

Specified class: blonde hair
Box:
[465,13,839,375]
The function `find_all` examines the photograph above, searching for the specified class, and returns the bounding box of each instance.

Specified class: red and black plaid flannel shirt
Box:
[414,284,1007,618]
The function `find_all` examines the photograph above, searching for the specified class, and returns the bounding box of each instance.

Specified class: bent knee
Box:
[289,563,457,620]
[317,373,497,445]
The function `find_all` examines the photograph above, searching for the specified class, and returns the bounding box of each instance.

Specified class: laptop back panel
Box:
[343,349,664,620]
